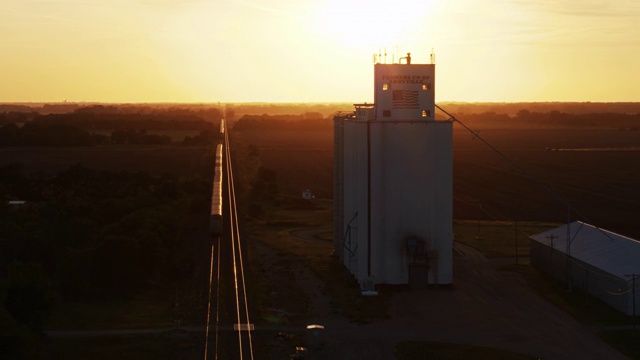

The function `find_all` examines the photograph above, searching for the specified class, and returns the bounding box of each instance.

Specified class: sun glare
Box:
[311,0,440,50]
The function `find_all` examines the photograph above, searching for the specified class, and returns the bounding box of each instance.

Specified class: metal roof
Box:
[530,221,640,280]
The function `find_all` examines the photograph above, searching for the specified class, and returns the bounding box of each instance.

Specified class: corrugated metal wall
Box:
[530,240,636,315]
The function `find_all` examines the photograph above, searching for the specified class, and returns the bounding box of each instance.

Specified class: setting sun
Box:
[309,0,441,50]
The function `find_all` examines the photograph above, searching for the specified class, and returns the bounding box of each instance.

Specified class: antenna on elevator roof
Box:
[384,48,387,64]
[430,48,435,64]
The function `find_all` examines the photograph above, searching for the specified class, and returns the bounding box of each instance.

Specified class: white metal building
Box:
[334,54,453,289]
[530,221,640,316]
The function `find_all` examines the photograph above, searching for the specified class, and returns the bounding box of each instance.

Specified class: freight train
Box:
[210,120,224,236]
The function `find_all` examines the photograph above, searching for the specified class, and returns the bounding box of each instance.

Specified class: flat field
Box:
[453,127,640,238]
[234,124,640,238]
[232,129,334,199]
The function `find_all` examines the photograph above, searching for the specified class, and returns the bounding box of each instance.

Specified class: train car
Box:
[210,142,223,236]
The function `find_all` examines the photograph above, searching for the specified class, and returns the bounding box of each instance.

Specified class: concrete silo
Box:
[334,53,453,289]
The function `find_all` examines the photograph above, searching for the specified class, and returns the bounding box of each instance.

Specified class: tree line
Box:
[232,113,331,132]
[34,112,209,131]
[0,103,224,117]
[230,110,640,131]
[451,110,640,129]
[0,119,220,146]
[439,102,640,117]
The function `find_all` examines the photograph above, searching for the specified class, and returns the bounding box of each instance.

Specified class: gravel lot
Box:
[285,236,630,360]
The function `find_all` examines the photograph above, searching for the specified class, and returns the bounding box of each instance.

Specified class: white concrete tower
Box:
[334,53,453,288]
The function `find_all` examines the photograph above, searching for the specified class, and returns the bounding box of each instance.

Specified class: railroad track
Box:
[205,119,255,360]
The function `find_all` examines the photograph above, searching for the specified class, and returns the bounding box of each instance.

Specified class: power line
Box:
[224,123,244,358]
[435,104,617,244]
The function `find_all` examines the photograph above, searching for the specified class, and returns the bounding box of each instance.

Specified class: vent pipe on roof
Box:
[399,52,411,64]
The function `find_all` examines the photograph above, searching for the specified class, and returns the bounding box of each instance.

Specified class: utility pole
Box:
[546,234,557,248]
[514,202,519,265]
[566,208,572,292]
[477,202,482,240]
[174,288,181,329]
[546,234,558,276]
[625,273,638,330]
[514,217,518,265]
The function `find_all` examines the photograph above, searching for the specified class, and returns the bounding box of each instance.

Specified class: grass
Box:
[47,291,174,330]
[500,264,625,324]
[247,196,390,323]
[249,198,333,273]
[500,264,640,359]
[454,220,558,257]
[41,333,199,360]
[395,341,536,360]
[324,258,392,323]
[599,329,640,359]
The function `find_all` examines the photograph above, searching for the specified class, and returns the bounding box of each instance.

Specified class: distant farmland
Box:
[452,127,640,238]
[233,123,640,239]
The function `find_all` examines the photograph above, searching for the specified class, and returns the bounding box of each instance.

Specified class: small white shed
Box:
[302,189,313,200]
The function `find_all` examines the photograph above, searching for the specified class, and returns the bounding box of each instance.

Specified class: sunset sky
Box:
[2,0,640,103]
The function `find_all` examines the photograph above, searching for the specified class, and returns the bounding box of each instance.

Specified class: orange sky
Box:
[2,0,640,103]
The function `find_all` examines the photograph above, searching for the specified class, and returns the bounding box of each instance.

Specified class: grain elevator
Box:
[334,53,453,289]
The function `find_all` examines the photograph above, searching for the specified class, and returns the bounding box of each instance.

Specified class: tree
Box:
[250,166,278,202]
[0,123,19,145]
